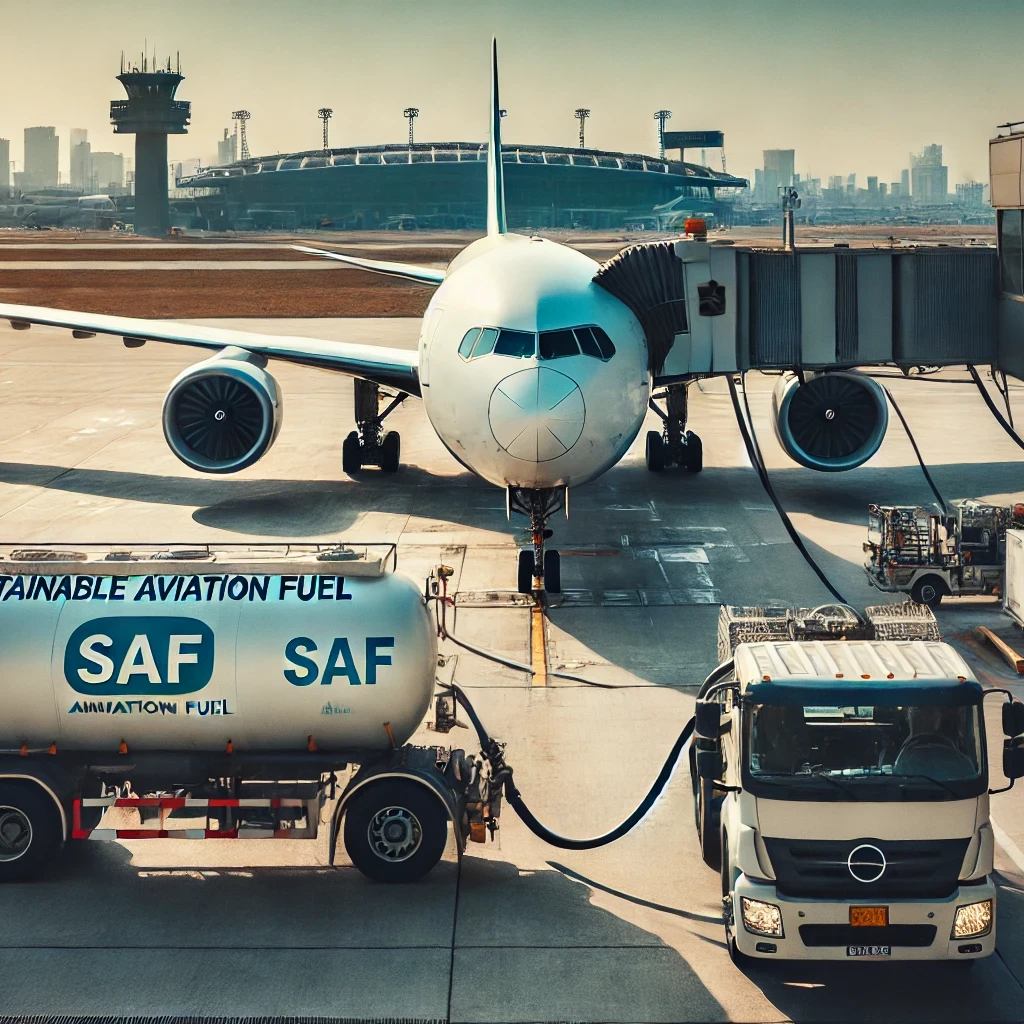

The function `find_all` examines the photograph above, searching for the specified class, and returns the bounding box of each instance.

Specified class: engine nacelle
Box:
[162,348,282,474]
[771,370,887,472]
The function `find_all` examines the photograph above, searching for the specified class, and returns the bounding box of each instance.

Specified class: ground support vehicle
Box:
[1003,529,1024,631]
[0,544,502,884]
[692,620,1024,964]
[864,501,1024,607]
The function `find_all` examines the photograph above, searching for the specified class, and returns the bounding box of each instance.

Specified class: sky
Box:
[0,0,1021,188]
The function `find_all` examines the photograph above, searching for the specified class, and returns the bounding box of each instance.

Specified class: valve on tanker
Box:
[430,692,467,734]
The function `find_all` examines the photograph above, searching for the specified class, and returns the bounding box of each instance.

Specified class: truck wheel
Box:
[697,777,722,871]
[911,575,945,608]
[343,780,448,883]
[721,836,752,969]
[0,782,62,882]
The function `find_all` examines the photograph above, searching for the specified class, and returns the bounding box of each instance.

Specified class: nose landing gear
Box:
[343,379,407,475]
[510,486,565,595]
[646,382,702,473]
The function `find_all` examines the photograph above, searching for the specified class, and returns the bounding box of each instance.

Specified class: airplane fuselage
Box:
[418,233,650,490]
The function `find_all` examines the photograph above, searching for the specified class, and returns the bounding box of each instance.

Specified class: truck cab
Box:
[864,500,1023,606]
[691,639,1024,964]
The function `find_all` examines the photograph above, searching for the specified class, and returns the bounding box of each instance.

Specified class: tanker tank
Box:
[0,543,437,753]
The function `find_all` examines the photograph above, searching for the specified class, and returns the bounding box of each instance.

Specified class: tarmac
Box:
[1,315,1024,1022]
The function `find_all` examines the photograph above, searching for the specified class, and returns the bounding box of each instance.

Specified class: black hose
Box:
[970,365,1024,453]
[444,682,696,850]
[728,375,848,605]
[881,385,948,513]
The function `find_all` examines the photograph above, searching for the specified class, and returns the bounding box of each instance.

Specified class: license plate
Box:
[847,945,891,957]
[850,906,888,927]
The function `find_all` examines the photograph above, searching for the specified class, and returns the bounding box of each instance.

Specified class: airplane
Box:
[0,194,122,229]
[0,40,892,594]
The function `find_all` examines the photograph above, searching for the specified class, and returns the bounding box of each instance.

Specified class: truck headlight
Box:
[952,900,992,939]
[741,897,784,937]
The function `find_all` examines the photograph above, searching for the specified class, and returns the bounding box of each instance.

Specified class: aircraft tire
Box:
[517,550,535,595]
[646,431,665,472]
[543,550,561,594]
[342,431,362,475]
[380,431,401,473]
[684,431,703,473]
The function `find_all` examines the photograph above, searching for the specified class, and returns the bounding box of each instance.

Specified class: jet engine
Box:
[771,371,888,472]
[162,348,282,473]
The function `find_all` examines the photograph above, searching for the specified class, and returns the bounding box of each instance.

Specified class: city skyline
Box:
[0,0,1020,189]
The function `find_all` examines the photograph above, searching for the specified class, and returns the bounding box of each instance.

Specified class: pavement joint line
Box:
[530,600,547,687]
[992,816,1024,877]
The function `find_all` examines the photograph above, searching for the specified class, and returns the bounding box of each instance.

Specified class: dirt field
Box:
[0,225,997,319]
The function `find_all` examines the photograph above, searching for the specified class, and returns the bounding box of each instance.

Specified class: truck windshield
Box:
[747,702,983,796]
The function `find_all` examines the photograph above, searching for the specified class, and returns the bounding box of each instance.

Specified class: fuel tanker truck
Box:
[0,543,501,883]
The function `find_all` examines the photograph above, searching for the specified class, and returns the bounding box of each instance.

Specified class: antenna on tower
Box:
[403,107,419,147]
[574,109,590,150]
[318,108,333,153]
[232,110,251,160]
[653,110,672,159]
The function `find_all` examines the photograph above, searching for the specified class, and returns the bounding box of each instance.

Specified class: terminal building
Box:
[177,141,748,232]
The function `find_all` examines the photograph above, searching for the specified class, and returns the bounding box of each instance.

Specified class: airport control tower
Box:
[110,53,190,236]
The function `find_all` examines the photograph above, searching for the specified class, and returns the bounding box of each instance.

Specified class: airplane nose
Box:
[489,366,585,461]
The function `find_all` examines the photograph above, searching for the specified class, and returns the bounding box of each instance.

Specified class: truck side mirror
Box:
[696,747,723,780]
[694,699,723,780]
[1003,699,1024,737]
[1004,736,1024,781]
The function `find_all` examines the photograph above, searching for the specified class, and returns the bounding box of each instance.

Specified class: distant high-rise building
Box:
[891,181,902,198]
[901,168,911,197]
[828,174,843,191]
[0,139,9,188]
[846,173,856,195]
[91,151,124,190]
[23,126,58,190]
[867,176,878,195]
[910,144,948,203]
[70,129,92,191]
[763,149,795,188]
[956,181,984,206]
[217,126,238,165]
[879,182,888,197]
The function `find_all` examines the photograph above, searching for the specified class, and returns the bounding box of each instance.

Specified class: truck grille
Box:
[763,837,970,899]
[799,924,937,948]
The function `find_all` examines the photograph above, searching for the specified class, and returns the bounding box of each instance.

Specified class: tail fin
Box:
[487,37,507,236]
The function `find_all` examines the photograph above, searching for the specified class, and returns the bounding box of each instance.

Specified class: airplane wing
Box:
[292,245,446,285]
[0,302,421,395]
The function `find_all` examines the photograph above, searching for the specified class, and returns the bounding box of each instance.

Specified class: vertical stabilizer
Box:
[487,37,507,236]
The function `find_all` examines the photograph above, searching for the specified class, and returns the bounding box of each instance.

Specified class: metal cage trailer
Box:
[864,501,1024,607]
[0,544,503,884]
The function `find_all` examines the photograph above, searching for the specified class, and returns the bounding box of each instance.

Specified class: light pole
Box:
[318,108,333,153]
[653,109,672,159]
[403,107,419,146]
[231,110,250,161]
[574,108,590,150]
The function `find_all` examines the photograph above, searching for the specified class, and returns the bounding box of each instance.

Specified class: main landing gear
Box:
[646,382,703,473]
[343,378,407,475]
[510,486,565,595]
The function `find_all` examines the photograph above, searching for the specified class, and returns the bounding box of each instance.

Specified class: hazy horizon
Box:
[0,0,1021,189]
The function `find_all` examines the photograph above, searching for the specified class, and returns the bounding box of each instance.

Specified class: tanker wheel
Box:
[697,777,722,872]
[343,780,448,883]
[0,782,62,882]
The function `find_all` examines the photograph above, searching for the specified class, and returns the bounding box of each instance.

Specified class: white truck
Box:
[0,543,501,884]
[690,637,1024,964]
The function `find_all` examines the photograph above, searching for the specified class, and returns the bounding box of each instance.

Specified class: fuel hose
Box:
[970,364,1024,454]
[440,676,717,851]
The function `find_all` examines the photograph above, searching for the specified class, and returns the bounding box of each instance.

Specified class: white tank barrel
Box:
[0,545,437,753]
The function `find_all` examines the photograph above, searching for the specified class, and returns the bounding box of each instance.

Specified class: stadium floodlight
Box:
[318,108,333,153]
[653,110,672,159]
[574,108,590,150]
[232,110,251,161]
[403,107,420,146]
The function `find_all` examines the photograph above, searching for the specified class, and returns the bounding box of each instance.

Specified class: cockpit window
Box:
[472,327,499,357]
[539,330,579,360]
[494,329,536,358]
[458,328,480,359]
[539,325,616,361]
